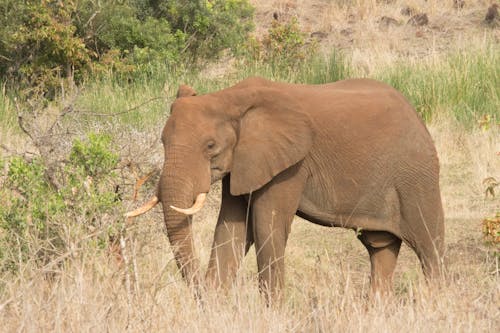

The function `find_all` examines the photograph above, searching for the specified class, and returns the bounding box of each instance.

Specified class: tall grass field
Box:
[0,0,499,331]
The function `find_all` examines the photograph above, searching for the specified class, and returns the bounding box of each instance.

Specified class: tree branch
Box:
[77,96,164,117]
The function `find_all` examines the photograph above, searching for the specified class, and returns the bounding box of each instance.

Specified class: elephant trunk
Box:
[163,210,200,284]
[159,173,207,286]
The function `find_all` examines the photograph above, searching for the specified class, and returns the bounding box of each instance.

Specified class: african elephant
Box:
[126,77,444,300]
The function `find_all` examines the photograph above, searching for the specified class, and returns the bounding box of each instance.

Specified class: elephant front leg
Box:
[206,176,253,289]
[252,207,293,304]
[251,164,307,303]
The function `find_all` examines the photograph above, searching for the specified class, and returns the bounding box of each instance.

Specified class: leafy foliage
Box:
[245,17,316,70]
[143,0,254,60]
[70,133,119,178]
[0,0,90,95]
[0,133,120,272]
[0,0,254,94]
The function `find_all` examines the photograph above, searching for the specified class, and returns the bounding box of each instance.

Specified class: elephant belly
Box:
[297,189,401,236]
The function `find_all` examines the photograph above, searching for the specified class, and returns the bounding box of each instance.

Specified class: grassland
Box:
[0,0,499,332]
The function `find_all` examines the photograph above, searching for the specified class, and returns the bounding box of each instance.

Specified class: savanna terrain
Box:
[0,0,499,332]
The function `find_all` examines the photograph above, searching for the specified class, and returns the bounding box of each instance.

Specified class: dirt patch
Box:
[250,0,500,72]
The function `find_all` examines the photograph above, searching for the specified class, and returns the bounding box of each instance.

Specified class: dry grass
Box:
[251,0,499,74]
[1,0,499,332]
[0,115,498,332]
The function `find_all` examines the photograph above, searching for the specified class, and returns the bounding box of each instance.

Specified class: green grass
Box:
[376,46,499,123]
[75,45,498,127]
[1,45,498,136]
[234,50,351,84]
[0,84,17,133]
[43,51,347,132]
[72,50,352,128]
[75,79,167,128]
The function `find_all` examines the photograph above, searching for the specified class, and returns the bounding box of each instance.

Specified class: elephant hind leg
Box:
[358,231,402,296]
[398,186,445,281]
[412,232,444,282]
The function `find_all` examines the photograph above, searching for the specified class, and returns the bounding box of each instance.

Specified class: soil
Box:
[249,0,499,68]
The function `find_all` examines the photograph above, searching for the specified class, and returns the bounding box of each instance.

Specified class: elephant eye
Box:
[206,141,216,150]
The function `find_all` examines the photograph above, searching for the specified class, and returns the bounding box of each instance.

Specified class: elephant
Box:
[126,76,444,301]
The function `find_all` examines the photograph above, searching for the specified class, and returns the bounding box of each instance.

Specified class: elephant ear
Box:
[176,85,197,98]
[230,105,314,196]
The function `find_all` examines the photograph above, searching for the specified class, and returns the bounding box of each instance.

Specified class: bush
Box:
[0,0,255,94]
[143,0,254,61]
[75,1,184,70]
[70,133,119,179]
[0,0,90,96]
[237,18,349,83]
[245,17,316,71]
[0,133,120,273]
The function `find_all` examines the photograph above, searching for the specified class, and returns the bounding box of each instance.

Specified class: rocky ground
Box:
[250,0,499,71]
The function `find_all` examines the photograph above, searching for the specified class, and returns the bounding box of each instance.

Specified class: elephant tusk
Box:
[124,196,159,218]
[170,193,207,215]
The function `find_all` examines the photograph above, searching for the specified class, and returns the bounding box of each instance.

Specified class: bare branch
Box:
[15,99,36,142]
[77,96,163,117]
[84,10,101,28]
[0,144,11,153]
[0,54,13,62]
[47,89,80,134]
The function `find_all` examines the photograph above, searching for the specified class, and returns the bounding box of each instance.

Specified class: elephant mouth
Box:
[210,167,227,183]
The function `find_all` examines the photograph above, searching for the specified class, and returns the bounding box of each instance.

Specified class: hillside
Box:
[250,0,499,66]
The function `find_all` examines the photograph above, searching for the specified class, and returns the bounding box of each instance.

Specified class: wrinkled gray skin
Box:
[148,77,444,301]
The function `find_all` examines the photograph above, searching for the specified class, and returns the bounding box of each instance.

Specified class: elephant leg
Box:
[358,231,402,296]
[206,176,253,289]
[398,185,445,281]
[251,163,307,303]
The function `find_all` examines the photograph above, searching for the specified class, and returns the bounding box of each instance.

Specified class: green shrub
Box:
[0,133,120,273]
[70,133,119,178]
[245,17,316,71]
[0,157,64,271]
[0,0,90,96]
[145,0,254,61]
[77,1,184,70]
[0,0,255,94]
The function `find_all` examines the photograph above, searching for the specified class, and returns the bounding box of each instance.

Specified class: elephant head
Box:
[125,78,314,284]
